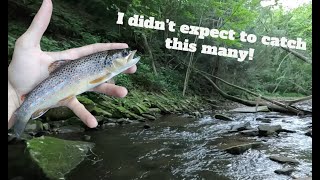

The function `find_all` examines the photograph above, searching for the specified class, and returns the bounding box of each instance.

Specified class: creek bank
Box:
[9,91,217,138]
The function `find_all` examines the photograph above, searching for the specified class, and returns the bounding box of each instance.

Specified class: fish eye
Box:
[122,50,129,57]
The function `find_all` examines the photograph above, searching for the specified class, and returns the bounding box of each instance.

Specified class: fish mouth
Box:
[128,50,137,61]
[108,49,140,74]
[126,50,140,65]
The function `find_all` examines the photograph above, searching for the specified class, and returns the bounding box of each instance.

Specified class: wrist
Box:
[8,80,21,122]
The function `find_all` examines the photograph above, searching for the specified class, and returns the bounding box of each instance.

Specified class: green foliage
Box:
[116,58,184,93]
[8,0,312,99]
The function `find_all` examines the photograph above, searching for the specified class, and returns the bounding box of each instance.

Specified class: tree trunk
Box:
[182,15,203,96]
[211,56,220,84]
[141,33,157,75]
[199,72,305,115]
[182,52,194,96]
[281,47,312,64]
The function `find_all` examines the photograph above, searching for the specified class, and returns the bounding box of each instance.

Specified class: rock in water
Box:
[143,124,151,129]
[274,167,295,175]
[27,136,94,180]
[223,142,263,155]
[258,125,282,136]
[44,107,75,121]
[141,113,156,120]
[294,177,312,180]
[256,118,272,123]
[42,123,50,131]
[277,129,296,133]
[53,125,85,134]
[269,155,299,165]
[305,129,312,137]
[83,135,91,141]
[25,120,43,133]
[230,122,251,132]
[240,129,259,136]
[214,114,234,121]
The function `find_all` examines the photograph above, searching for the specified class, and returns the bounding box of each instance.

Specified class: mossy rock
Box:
[133,103,149,113]
[115,106,144,119]
[77,95,96,105]
[154,102,171,113]
[180,104,191,111]
[145,108,161,115]
[44,107,75,121]
[131,105,145,115]
[64,117,84,126]
[27,136,94,180]
[136,103,149,111]
[90,106,112,117]
[141,113,156,120]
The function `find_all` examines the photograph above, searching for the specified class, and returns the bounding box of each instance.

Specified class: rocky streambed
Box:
[8,100,312,180]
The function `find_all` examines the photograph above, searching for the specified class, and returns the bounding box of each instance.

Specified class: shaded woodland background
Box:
[8,0,312,100]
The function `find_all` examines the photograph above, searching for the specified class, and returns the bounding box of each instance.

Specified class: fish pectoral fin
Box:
[107,77,115,84]
[90,74,111,84]
[31,108,50,119]
[48,60,69,74]
[58,95,75,104]
[21,94,27,102]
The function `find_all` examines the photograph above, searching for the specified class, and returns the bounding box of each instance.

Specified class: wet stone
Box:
[269,155,299,165]
[274,167,295,175]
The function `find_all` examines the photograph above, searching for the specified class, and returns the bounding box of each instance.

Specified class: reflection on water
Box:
[9,113,312,180]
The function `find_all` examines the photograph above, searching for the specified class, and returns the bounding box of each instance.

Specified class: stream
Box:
[8,112,312,180]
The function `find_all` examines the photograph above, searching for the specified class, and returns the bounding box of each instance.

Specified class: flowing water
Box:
[8,112,312,180]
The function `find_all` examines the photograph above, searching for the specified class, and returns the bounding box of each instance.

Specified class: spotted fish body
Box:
[11,49,140,137]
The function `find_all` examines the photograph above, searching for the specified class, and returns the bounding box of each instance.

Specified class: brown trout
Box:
[10,48,140,137]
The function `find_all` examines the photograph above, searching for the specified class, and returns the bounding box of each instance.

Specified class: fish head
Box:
[103,48,140,74]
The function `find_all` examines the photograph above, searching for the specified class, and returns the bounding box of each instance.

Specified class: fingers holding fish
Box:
[66,97,98,128]
[92,83,128,98]
[123,65,137,74]
[10,46,140,135]
[46,43,129,60]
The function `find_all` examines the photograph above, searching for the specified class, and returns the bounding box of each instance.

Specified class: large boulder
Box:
[27,136,94,180]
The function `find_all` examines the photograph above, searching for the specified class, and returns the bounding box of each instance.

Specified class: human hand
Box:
[8,0,137,129]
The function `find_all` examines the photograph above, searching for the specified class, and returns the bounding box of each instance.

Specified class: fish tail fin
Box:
[11,112,29,139]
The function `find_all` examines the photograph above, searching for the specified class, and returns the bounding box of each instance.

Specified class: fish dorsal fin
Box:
[31,108,50,119]
[48,60,69,74]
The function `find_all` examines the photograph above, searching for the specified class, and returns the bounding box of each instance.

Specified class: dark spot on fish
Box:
[104,57,113,67]
[122,50,129,57]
